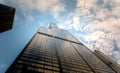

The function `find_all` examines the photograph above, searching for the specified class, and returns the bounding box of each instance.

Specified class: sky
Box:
[0,0,120,73]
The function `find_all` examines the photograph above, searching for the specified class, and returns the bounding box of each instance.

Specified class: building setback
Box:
[6,23,119,73]
[0,3,15,33]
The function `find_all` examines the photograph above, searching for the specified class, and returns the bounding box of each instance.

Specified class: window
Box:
[44,70,53,73]
[14,69,21,73]
[45,65,52,70]
[15,64,23,69]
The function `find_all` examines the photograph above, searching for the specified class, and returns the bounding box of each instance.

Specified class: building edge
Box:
[5,30,38,73]
[94,50,120,73]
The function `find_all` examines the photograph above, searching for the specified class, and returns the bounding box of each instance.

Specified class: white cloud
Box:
[58,13,74,30]
[0,0,65,19]
[77,0,96,8]
[96,10,105,20]
[72,17,81,31]
[1,0,120,65]
[116,36,120,49]
[58,0,120,64]
[82,16,120,61]
[85,31,105,42]
[113,51,120,64]
[0,64,6,69]
[80,0,120,64]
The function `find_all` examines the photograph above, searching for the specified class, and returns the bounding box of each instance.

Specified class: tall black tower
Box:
[6,24,119,73]
[0,3,15,33]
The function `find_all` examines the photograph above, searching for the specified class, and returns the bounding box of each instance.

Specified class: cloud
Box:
[96,10,105,20]
[0,64,7,73]
[85,31,105,42]
[1,0,120,65]
[77,0,96,8]
[58,0,120,64]
[0,0,65,19]
[76,0,120,20]
[0,64,6,69]
[113,51,120,64]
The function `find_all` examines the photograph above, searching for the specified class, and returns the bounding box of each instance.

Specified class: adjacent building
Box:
[0,3,15,33]
[6,23,119,73]
[94,50,120,73]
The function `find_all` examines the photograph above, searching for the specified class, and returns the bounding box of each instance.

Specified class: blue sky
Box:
[0,0,120,73]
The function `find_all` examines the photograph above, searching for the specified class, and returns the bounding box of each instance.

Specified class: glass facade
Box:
[6,24,117,73]
[72,43,115,73]
[54,39,93,73]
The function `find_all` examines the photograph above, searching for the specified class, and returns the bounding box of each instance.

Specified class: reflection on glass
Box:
[72,43,115,73]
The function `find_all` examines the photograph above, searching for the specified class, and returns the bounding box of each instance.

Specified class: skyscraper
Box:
[6,23,119,73]
[0,3,15,33]
[94,50,120,73]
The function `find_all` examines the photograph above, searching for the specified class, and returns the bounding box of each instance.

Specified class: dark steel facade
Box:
[6,24,118,73]
[0,3,15,33]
